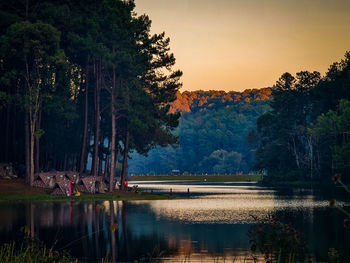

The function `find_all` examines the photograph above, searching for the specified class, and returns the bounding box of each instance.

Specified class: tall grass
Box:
[0,238,73,263]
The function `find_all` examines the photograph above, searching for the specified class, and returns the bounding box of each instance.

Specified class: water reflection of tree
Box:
[110,200,116,262]
[26,203,35,239]
[34,200,170,262]
[260,207,350,262]
[1,201,280,261]
[122,201,129,259]
[20,201,249,261]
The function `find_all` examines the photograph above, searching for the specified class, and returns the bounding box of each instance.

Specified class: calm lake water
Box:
[0,182,349,262]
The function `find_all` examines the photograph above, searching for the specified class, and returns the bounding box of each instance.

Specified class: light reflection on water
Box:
[133,197,328,224]
[129,181,328,224]
[0,182,349,262]
[129,181,274,194]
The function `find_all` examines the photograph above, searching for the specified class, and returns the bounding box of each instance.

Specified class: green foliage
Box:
[129,90,271,175]
[0,20,64,111]
[328,248,340,263]
[254,52,350,183]
[309,99,350,180]
[249,216,307,263]
[0,0,182,178]
[330,174,350,228]
[0,91,10,109]
[33,129,45,139]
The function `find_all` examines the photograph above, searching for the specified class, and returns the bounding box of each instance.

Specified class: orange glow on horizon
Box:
[135,0,350,92]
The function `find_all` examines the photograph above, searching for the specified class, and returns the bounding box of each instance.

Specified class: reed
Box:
[0,238,73,263]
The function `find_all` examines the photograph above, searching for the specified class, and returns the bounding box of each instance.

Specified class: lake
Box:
[0,181,349,262]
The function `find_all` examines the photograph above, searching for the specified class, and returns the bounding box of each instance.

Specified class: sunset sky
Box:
[134,0,350,92]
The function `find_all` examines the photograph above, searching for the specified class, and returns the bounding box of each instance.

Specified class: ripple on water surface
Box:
[130,182,329,224]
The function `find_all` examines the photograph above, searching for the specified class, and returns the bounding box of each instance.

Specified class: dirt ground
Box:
[0,178,50,196]
[0,178,153,199]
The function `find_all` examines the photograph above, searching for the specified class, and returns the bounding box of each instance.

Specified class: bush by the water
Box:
[249,215,307,263]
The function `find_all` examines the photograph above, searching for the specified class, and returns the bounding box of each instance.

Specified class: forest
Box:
[130,52,350,184]
[0,0,182,190]
[253,52,350,183]
[129,88,271,175]
[0,1,349,186]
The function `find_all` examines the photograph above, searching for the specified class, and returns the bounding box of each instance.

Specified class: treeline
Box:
[129,89,271,175]
[253,52,350,183]
[0,0,182,190]
[170,88,271,113]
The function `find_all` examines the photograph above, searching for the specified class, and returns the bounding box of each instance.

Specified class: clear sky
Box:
[134,0,350,92]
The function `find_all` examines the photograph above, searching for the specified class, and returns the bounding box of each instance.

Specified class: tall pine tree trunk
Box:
[80,65,89,173]
[120,126,129,191]
[104,139,110,178]
[25,0,29,18]
[25,111,30,184]
[29,118,35,186]
[35,110,41,173]
[25,59,39,186]
[85,127,91,173]
[12,102,17,162]
[110,69,117,192]
[98,135,104,175]
[4,104,10,162]
[92,60,101,177]
[63,153,68,171]
[29,91,40,185]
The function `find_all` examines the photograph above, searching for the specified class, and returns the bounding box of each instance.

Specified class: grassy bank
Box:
[0,239,73,263]
[0,179,172,202]
[129,174,263,182]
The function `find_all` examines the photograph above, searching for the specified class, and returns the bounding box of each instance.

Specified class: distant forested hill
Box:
[129,88,271,175]
[169,88,271,113]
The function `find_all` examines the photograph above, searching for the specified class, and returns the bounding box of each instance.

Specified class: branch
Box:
[102,76,111,94]
[101,104,109,114]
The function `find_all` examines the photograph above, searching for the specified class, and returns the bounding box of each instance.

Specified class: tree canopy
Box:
[129,89,271,175]
[0,0,182,190]
[254,52,350,183]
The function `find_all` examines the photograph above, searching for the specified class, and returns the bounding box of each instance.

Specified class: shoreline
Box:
[129,174,263,182]
[0,178,172,202]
